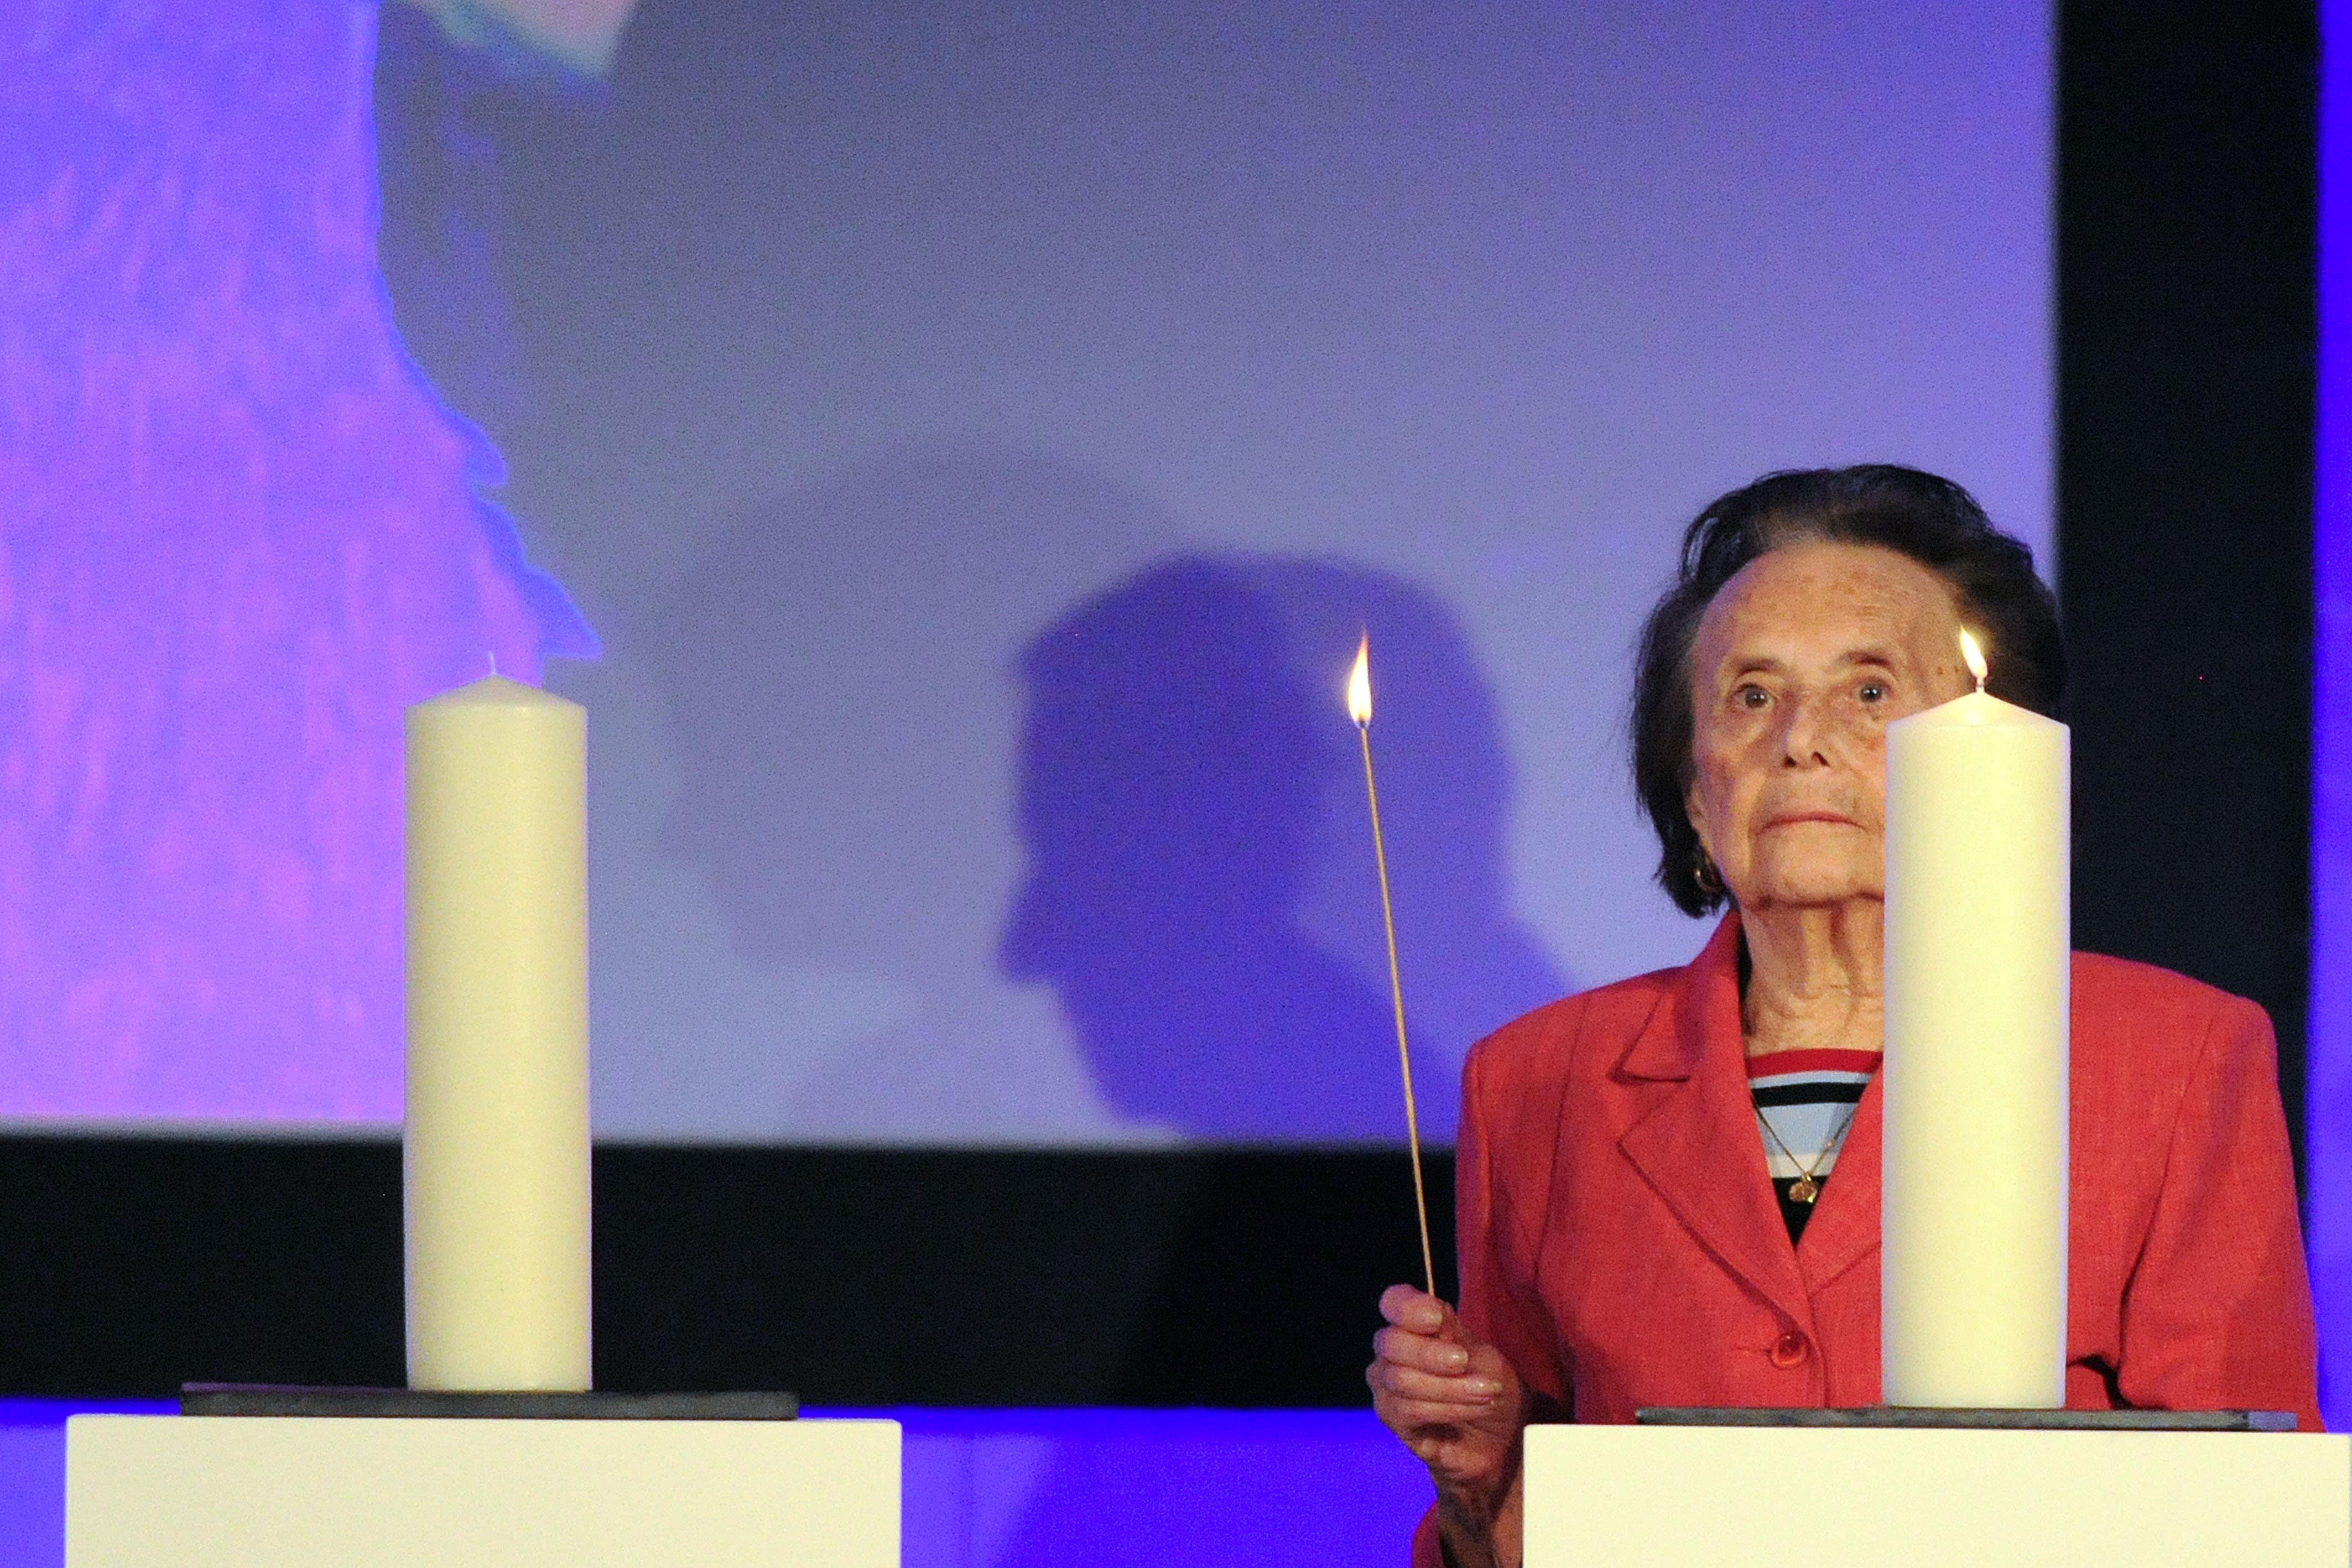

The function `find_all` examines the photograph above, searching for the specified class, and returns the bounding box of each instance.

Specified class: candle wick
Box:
[489,650,498,679]
[1974,673,1986,695]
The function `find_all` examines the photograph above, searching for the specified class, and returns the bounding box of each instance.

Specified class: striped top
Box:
[1749,1047,1880,1242]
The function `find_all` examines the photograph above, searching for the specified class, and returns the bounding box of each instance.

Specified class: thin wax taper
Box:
[1349,637,1437,1299]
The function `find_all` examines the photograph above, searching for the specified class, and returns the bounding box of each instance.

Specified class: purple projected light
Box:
[2318,0,2352,1432]
[0,2,590,1120]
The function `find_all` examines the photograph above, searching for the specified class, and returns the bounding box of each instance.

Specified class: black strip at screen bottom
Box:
[0,1138,1454,1407]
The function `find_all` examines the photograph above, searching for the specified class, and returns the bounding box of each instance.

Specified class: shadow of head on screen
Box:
[1001,555,1565,1144]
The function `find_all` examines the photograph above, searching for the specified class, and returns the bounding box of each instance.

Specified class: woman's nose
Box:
[1777,695,1834,767]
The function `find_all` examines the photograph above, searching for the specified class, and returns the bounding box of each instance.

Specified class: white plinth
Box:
[65,1416,899,1568]
[1524,1424,2348,1567]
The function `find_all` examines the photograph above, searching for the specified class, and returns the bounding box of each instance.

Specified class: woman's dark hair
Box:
[1631,464,2064,917]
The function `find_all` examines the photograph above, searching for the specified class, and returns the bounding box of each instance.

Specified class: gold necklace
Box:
[1758,1101,1860,1205]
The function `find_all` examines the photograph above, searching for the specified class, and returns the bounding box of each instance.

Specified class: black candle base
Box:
[1636,1405,2293,1431]
[180,1384,798,1419]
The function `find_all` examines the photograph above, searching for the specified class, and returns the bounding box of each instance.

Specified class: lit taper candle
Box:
[1350,635,1437,1298]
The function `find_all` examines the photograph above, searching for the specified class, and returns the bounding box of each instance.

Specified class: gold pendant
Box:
[1788,1175,1820,1204]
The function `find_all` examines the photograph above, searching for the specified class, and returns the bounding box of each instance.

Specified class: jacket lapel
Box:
[1615,916,1813,1322]
[1796,1074,1882,1294]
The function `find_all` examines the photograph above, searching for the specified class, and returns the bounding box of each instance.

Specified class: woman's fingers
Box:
[1372,1323,1472,1374]
[1368,1321,1503,1413]
[1378,1282,1453,1335]
[1372,1362,1503,1409]
[1369,1366,1495,1424]
[1389,1403,1492,1444]
[1368,1282,1525,1499]
[1370,1286,1506,1423]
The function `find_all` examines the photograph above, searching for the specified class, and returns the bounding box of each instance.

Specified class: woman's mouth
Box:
[1762,810,1858,830]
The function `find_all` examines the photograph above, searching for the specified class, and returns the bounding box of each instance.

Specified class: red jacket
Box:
[1411,914,2319,1564]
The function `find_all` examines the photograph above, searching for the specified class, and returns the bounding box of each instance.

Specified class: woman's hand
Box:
[1368,1284,1529,1566]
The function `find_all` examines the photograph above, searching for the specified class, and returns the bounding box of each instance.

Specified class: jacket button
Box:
[1769,1331,1809,1368]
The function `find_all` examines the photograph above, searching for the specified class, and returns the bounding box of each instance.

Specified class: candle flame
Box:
[1959,628,1989,691]
[1347,635,1373,726]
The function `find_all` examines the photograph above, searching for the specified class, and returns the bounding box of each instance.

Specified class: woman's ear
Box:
[1683,784,1731,903]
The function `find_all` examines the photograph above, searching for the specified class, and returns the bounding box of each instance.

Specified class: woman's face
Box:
[1683,541,1974,915]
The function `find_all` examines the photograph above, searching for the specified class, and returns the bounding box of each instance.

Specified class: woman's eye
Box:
[1858,681,1887,704]
[1735,685,1770,710]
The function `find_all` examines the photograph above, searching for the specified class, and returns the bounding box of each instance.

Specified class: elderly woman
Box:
[1367,466,2320,1568]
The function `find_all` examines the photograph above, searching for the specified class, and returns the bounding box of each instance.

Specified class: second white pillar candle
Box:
[404,675,592,1392]
[1882,678,2069,1408]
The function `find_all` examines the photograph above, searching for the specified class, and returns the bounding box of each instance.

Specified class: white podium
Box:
[64,1415,899,1567]
[1524,1423,2350,1567]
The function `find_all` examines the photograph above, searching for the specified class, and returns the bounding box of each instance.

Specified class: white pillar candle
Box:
[1882,637,2069,1408]
[403,675,591,1392]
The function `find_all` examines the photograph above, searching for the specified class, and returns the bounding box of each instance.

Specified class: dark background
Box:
[0,0,2315,1404]
[2059,0,2315,1175]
